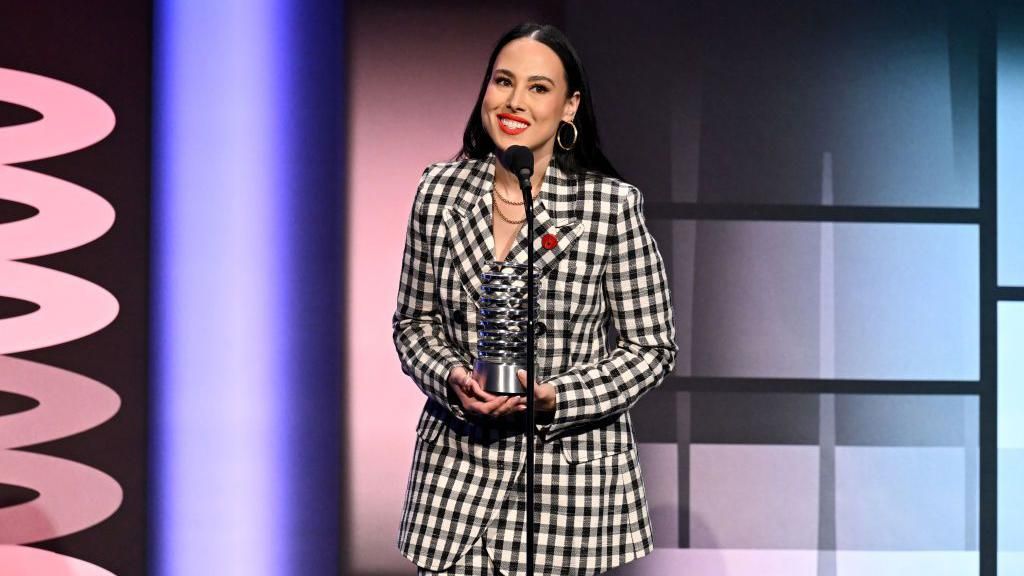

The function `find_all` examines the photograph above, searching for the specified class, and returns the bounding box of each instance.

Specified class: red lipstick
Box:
[497,113,529,135]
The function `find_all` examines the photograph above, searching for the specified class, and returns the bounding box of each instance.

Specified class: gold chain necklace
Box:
[494,180,524,206]
[492,189,526,224]
[492,177,541,225]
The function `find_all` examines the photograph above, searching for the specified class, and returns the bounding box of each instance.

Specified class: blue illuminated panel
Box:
[999,303,1024,573]
[998,7,1024,286]
[834,224,978,380]
[684,221,978,381]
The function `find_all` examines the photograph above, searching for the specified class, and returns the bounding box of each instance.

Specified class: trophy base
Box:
[473,359,525,395]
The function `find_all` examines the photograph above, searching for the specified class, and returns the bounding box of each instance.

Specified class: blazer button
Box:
[535,321,547,336]
[452,309,466,325]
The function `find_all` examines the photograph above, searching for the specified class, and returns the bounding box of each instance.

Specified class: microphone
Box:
[501,145,534,195]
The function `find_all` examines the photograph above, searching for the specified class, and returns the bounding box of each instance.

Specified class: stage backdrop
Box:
[2,1,1020,575]
[348,1,1023,575]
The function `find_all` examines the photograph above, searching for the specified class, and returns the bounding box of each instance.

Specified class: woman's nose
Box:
[506,86,525,111]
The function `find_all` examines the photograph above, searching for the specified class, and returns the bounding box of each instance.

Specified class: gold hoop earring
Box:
[557,120,578,151]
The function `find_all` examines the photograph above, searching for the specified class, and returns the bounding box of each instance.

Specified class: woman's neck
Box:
[494,149,550,198]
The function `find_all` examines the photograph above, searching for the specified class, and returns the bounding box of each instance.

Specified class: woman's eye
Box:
[493,77,548,93]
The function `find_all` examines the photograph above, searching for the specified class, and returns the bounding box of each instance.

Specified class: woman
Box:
[393,22,676,575]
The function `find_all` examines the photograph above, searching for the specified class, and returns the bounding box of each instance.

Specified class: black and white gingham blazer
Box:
[394,153,677,574]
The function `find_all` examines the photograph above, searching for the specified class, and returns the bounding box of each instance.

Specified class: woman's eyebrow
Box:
[494,68,555,84]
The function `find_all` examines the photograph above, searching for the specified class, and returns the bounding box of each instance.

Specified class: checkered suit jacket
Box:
[394,153,677,574]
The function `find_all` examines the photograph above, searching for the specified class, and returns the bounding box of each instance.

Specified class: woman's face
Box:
[480,38,580,160]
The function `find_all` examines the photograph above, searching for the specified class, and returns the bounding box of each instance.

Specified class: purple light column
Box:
[154,1,342,575]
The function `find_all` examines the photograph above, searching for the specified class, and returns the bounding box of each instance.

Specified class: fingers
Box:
[455,370,531,418]
[456,372,495,415]
[448,366,472,397]
[465,374,489,399]
[482,395,519,418]
[468,389,527,418]
[475,379,527,417]
[515,370,556,412]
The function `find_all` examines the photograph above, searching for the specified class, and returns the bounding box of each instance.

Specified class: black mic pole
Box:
[518,168,536,576]
[502,145,538,576]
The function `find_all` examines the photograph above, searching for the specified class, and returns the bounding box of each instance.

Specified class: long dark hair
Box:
[454,23,622,181]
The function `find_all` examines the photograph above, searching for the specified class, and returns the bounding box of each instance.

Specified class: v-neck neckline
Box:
[489,172,540,264]
[492,216,526,262]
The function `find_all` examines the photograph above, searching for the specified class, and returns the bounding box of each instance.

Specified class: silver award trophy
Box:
[472,261,536,395]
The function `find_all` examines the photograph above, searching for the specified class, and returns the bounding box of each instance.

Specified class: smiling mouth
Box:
[498,115,529,135]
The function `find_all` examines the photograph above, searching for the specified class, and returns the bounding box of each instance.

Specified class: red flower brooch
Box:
[541,233,557,250]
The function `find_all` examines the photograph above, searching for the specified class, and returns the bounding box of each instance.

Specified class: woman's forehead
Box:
[494,38,564,81]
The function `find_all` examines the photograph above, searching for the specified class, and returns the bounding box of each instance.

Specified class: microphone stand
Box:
[518,171,537,576]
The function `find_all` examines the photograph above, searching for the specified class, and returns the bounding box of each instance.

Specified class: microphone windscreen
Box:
[502,145,534,178]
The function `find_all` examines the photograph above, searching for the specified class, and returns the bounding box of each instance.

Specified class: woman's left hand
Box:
[516,370,556,412]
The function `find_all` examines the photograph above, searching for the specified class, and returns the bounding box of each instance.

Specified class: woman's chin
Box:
[490,136,549,158]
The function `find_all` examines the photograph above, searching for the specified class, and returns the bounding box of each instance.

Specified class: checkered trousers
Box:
[394,154,677,575]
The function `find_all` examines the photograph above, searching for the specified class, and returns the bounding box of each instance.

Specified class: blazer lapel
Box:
[505,161,583,278]
[442,155,495,306]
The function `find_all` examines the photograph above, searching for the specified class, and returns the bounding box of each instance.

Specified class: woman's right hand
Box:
[448,365,526,420]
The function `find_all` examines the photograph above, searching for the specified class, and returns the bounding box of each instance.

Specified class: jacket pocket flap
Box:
[557,414,633,464]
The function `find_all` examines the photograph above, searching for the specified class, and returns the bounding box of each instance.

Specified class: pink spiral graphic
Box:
[0,67,122,575]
